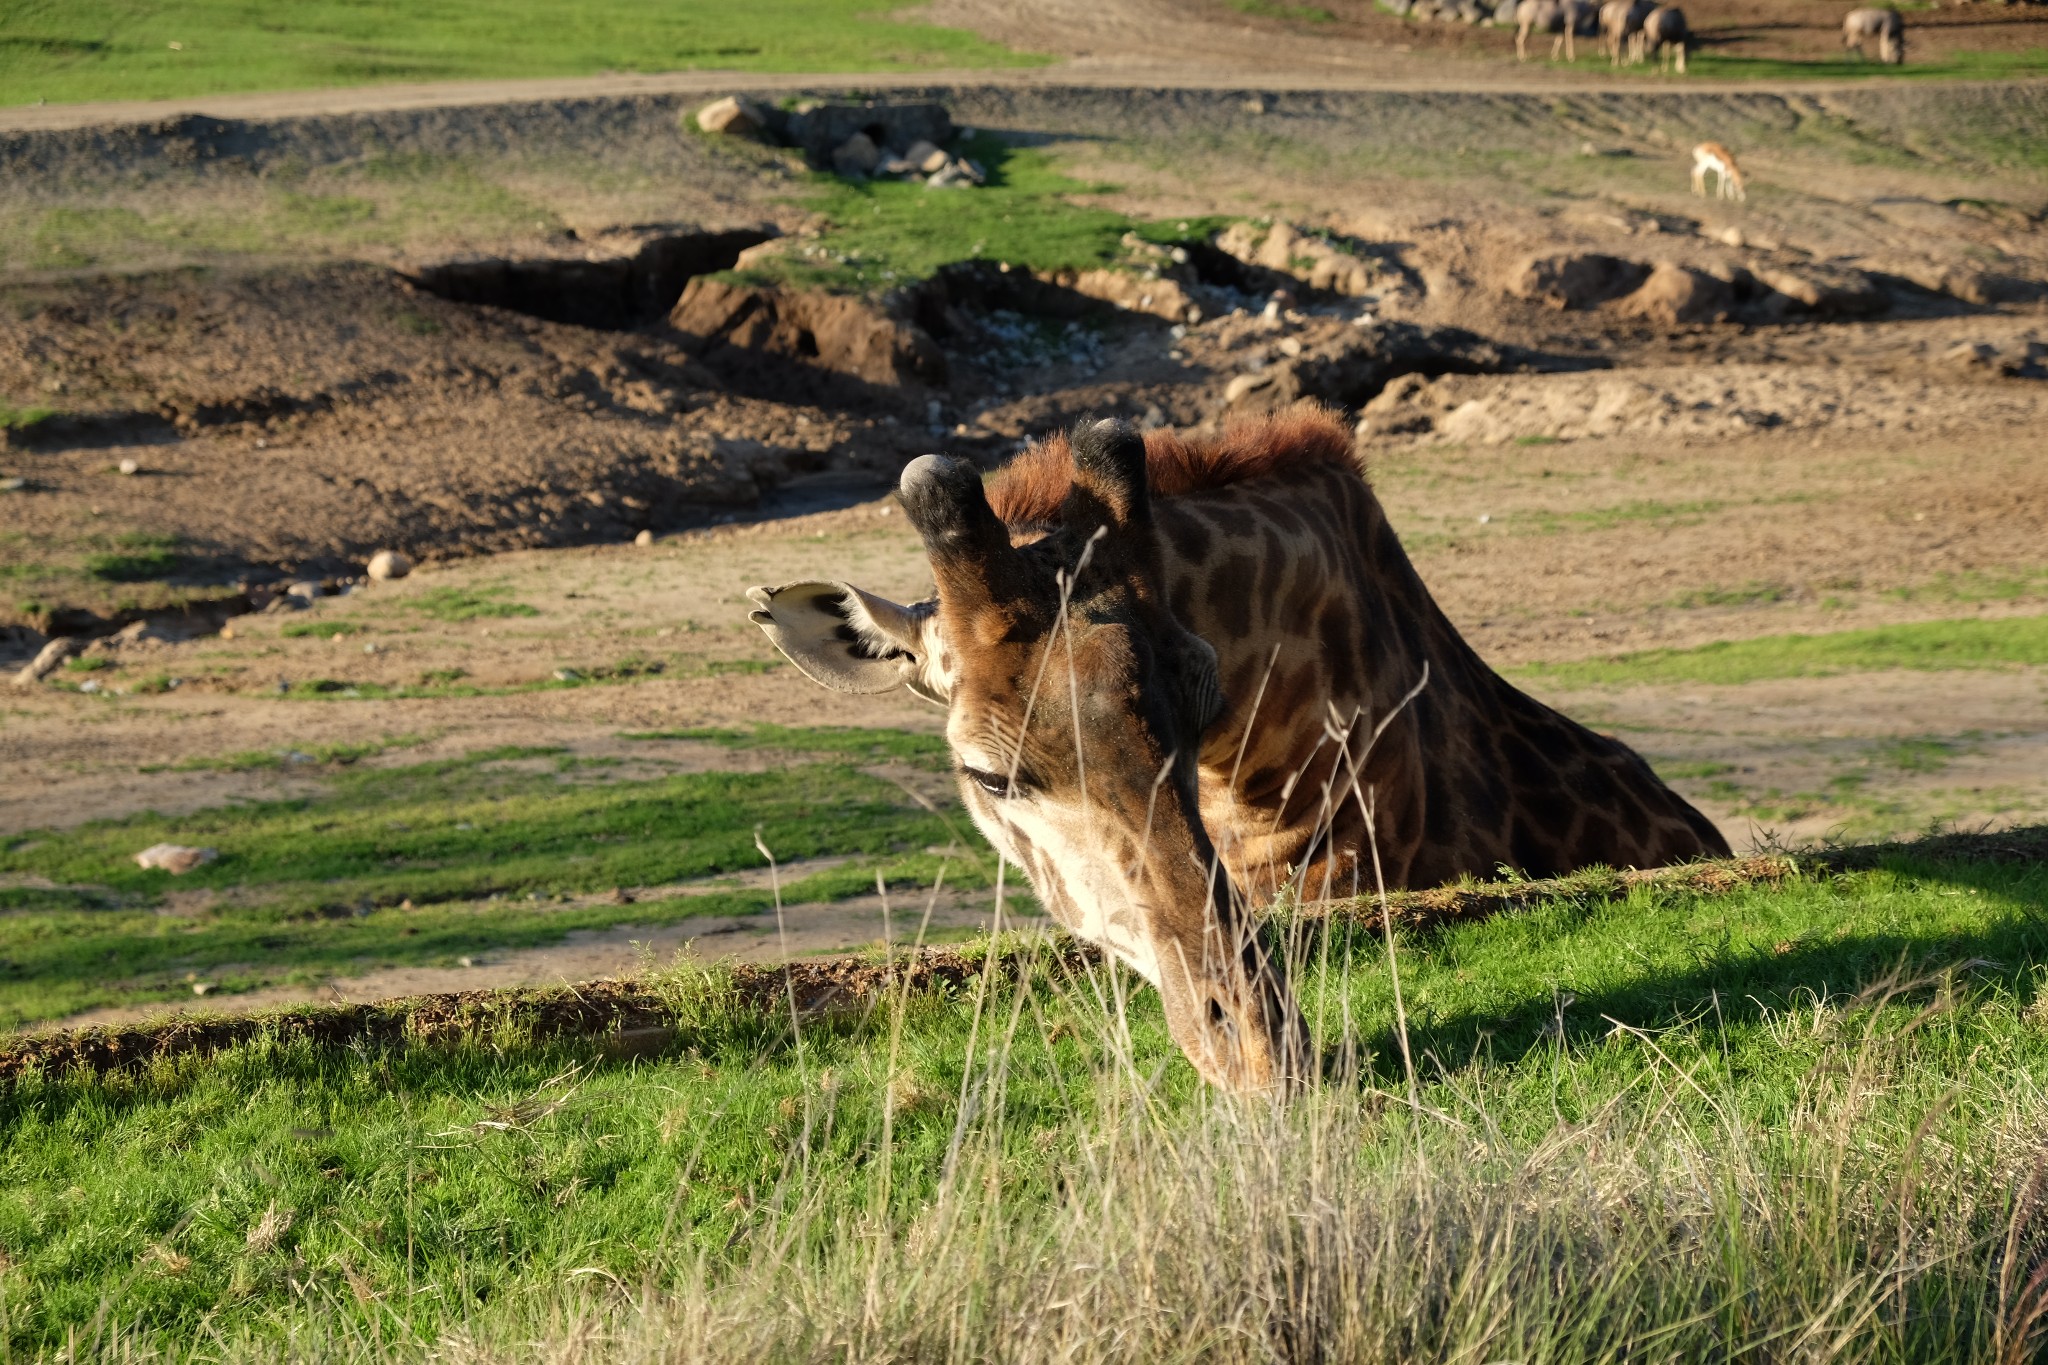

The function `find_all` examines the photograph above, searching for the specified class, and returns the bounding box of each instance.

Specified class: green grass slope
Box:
[1514,613,2048,689]
[0,0,1041,107]
[2,836,2044,1357]
[0,727,986,1027]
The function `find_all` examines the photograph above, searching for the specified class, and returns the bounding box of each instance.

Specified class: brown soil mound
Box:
[670,277,949,391]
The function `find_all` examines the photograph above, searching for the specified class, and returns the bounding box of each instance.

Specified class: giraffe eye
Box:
[962,767,1014,798]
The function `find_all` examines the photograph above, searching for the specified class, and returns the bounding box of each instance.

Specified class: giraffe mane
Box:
[985,402,1361,528]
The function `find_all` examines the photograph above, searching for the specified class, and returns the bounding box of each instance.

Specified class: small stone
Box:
[553,667,582,682]
[831,132,880,178]
[634,529,655,547]
[191,982,213,996]
[287,580,321,601]
[696,95,766,137]
[219,625,235,640]
[13,637,76,687]
[135,843,219,875]
[1478,514,1492,524]
[0,476,25,492]
[366,550,412,581]
[457,955,475,968]
[77,678,102,694]
[1224,371,1277,406]
[907,141,947,173]
[117,458,140,476]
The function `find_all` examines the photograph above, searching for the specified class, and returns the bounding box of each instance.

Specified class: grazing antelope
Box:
[1842,6,1905,64]
[749,408,1727,1090]
[1518,0,1595,59]
[1691,142,1746,201]
[1600,0,1656,63]
[1633,4,1689,72]
[1516,0,1566,60]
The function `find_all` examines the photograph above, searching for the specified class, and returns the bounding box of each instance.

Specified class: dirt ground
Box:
[5,52,2047,1025]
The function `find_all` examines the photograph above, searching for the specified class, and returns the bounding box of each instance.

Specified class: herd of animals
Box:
[1515,0,1909,69]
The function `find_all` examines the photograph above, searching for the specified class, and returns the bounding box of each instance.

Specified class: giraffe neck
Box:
[1151,460,1727,896]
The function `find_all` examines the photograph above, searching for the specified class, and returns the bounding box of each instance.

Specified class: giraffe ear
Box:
[745,581,942,700]
[1065,417,1151,529]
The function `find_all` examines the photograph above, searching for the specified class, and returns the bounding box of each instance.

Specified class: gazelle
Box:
[1690,142,1746,201]
[1843,7,1905,64]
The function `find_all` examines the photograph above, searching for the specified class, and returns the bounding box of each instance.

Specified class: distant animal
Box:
[1842,6,1905,63]
[1599,0,1656,63]
[1633,4,1690,72]
[1517,0,1594,59]
[1691,142,1746,201]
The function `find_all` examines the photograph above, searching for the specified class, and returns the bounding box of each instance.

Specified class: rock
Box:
[552,668,582,683]
[634,529,655,547]
[1941,341,2003,371]
[134,843,218,875]
[1754,265,1886,319]
[695,95,770,138]
[784,102,953,165]
[287,580,322,601]
[1618,262,1734,325]
[117,458,140,476]
[1224,371,1280,407]
[1508,253,1652,310]
[830,132,881,178]
[366,549,412,581]
[1215,222,1382,297]
[13,636,76,686]
[109,619,184,648]
[0,476,26,492]
[905,140,946,174]
[670,277,947,388]
[1046,268,1202,323]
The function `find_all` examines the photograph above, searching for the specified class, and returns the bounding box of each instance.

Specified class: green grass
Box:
[278,620,365,639]
[0,402,56,430]
[621,723,949,766]
[1,842,2043,1356]
[737,134,1206,294]
[400,586,538,622]
[0,728,990,1026]
[1515,614,2048,689]
[1887,566,2048,605]
[0,1,1040,107]
[1230,0,1337,20]
[1685,47,2048,86]
[84,534,180,584]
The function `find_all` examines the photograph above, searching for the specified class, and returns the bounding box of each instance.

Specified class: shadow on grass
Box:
[1334,836,2048,1090]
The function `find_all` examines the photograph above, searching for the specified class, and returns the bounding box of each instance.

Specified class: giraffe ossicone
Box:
[748,404,1728,1092]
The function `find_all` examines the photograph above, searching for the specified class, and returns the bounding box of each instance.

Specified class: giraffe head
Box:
[749,419,1302,1091]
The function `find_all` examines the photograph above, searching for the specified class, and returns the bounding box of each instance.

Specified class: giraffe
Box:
[748,406,1730,1091]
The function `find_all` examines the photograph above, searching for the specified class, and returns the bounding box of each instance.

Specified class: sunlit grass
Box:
[0,0,1041,107]
[1516,615,2048,689]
